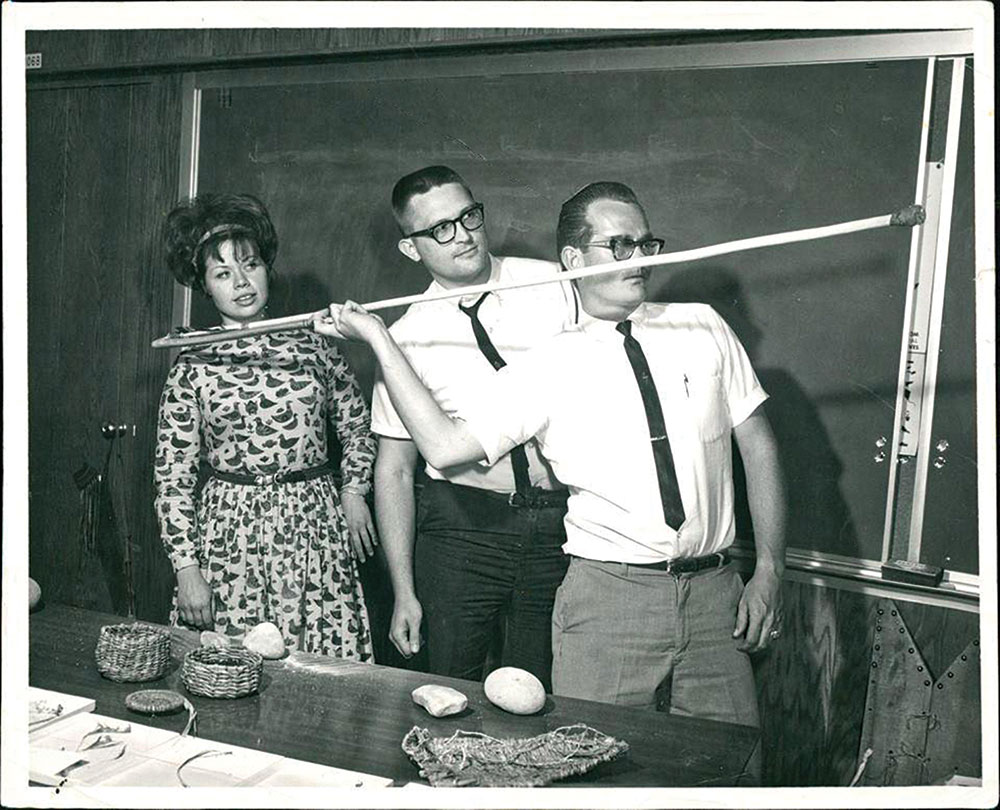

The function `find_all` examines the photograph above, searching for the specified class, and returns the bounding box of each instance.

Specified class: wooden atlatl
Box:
[151,206,925,351]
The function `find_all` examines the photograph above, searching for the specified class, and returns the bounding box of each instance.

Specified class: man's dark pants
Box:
[414,478,569,691]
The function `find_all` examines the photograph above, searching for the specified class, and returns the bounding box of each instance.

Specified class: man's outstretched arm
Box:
[314,302,486,470]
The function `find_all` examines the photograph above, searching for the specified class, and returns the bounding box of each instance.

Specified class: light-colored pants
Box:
[551,556,759,728]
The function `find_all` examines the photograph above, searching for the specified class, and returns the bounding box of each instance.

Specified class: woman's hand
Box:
[176,565,214,630]
[341,490,378,563]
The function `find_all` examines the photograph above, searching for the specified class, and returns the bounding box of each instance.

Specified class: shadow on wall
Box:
[658,265,873,785]
[656,264,861,559]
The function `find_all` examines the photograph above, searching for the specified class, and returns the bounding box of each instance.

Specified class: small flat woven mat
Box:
[125,689,199,736]
[401,723,629,787]
[125,689,185,714]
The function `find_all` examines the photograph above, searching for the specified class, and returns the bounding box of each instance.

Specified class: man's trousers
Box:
[414,479,569,691]
[551,555,760,727]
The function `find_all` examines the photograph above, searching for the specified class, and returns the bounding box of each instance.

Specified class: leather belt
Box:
[423,478,569,510]
[506,488,570,509]
[627,549,730,575]
[209,464,332,487]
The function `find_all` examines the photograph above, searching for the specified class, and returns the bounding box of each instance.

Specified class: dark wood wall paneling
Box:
[23,28,862,76]
[26,89,71,598]
[27,76,182,621]
[753,580,979,786]
[123,76,188,619]
[25,28,629,74]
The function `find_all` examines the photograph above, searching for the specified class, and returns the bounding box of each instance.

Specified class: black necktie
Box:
[616,320,686,528]
[459,293,532,498]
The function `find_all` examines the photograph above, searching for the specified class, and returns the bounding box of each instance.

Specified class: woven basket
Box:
[181,646,262,699]
[95,623,171,683]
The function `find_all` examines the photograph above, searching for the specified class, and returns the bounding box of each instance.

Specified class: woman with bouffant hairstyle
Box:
[154,193,376,660]
[164,193,278,292]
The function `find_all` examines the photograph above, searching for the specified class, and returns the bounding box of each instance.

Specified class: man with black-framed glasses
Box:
[402,201,485,246]
[369,165,575,691]
[584,234,666,262]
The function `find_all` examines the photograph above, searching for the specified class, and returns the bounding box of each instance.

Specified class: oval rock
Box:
[28,578,42,610]
[484,667,545,715]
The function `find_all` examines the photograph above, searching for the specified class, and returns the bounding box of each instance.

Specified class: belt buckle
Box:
[254,471,282,486]
[508,492,526,508]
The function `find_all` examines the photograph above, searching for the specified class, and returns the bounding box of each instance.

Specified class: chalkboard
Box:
[192,53,974,571]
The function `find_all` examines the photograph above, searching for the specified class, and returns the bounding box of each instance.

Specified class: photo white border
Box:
[3,3,995,808]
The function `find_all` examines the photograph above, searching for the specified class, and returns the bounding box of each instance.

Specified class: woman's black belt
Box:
[209,464,332,486]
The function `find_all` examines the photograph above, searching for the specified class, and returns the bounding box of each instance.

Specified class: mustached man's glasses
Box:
[405,203,485,245]
[585,236,665,261]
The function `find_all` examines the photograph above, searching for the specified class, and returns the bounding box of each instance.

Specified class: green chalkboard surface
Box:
[192,53,975,572]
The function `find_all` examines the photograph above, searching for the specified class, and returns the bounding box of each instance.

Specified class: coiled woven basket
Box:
[95,623,172,683]
[181,646,263,699]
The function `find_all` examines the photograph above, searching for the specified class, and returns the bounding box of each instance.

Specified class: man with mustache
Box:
[322,181,785,737]
[370,165,575,690]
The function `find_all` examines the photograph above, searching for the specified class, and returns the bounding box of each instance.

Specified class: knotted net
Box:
[401,723,629,787]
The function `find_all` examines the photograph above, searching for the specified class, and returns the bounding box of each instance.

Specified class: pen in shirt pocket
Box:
[683,373,690,398]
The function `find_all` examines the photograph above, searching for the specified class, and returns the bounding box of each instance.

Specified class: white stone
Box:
[411,684,469,717]
[200,630,230,649]
[28,578,42,610]
[484,667,545,715]
[243,622,286,659]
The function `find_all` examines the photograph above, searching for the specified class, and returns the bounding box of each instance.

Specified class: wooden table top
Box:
[29,603,758,787]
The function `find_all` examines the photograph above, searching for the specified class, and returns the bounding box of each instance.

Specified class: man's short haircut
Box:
[391,165,471,229]
[556,181,642,262]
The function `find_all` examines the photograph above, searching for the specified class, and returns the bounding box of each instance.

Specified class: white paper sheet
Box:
[28,686,96,733]
[30,707,396,789]
[28,747,87,786]
[252,756,394,788]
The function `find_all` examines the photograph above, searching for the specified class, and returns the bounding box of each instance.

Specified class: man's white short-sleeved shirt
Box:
[461,302,768,562]
[371,255,575,493]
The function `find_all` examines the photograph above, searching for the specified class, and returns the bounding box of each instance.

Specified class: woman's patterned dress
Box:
[154,329,375,660]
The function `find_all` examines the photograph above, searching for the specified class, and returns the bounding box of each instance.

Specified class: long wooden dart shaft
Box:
[151,205,923,350]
